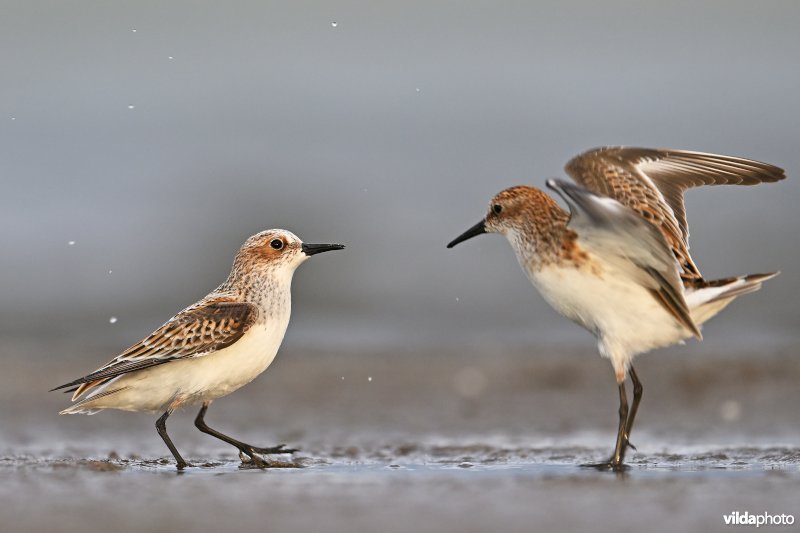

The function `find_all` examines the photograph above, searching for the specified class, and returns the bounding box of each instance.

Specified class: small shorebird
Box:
[447,147,784,469]
[53,229,344,469]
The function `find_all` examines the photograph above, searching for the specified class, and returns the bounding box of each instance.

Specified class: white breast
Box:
[189,318,289,399]
[527,259,691,371]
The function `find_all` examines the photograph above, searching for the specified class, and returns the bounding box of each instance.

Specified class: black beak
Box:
[302,243,345,256]
[446,220,486,248]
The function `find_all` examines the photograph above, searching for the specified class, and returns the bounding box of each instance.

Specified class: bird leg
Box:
[611,380,630,465]
[622,365,644,453]
[156,410,192,470]
[582,379,630,471]
[583,366,645,470]
[194,402,297,465]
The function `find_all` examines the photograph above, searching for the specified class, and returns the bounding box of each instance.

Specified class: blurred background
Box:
[1,0,797,355]
[2,2,799,532]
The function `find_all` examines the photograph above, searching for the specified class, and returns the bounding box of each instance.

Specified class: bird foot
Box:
[238,446,298,469]
[579,460,629,472]
[176,460,194,470]
[234,443,298,466]
[238,450,275,468]
[249,443,299,455]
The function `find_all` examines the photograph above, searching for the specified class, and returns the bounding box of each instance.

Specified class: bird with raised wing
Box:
[54,229,344,469]
[447,147,784,469]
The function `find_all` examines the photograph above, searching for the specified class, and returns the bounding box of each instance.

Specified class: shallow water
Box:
[2,346,799,531]
[2,447,798,533]
[6,443,800,474]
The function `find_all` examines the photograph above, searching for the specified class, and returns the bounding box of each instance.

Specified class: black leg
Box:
[623,365,644,453]
[194,402,297,464]
[581,378,630,471]
[156,410,191,470]
[611,381,629,466]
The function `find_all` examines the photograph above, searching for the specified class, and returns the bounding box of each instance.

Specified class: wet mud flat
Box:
[1,447,798,533]
[1,342,799,532]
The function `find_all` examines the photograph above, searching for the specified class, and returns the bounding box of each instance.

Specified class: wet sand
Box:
[1,342,798,532]
[2,452,799,533]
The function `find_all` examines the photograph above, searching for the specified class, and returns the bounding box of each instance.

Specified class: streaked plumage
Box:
[63,300,258,402]
[564,147,785,279]
[448,146,784,469]
[54,229,344,469]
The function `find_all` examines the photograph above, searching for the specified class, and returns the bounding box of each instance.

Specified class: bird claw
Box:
[239,450,269,468]
[238,444,298,468]
[580,459,629,472]
[237,449,305,469]
[250,444,299,455]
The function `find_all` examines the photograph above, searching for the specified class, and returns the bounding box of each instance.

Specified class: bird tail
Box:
[59,386,128,415]
[685,272,778,326]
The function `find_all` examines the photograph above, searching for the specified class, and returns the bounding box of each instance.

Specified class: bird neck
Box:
[506,204,574,268]
[221,264,294,318]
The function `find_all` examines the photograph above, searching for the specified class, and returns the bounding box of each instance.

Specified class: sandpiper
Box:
[53,229,344,469]
[447,147,785,469]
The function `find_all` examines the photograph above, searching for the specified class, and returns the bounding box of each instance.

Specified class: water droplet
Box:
[340,376,345,380]
[415,88,420,93]
[131,28,137,33]
[168,56,174,60]
[10,116,16,121]
[127,105,135,110]
[109,316,118,324]
[368,376,373,382]
[331,21,338,27]
[455,297,460,302]
[68,240,76,246]
[108,270,113,274]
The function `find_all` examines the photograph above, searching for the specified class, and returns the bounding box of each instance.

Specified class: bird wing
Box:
[564,147,785,279]
[53,298,258,400]
[546,179,701,339]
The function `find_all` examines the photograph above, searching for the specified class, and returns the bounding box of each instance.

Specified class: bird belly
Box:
[177,321,288,402]
[529,263,691,362]
[83,320,288,413]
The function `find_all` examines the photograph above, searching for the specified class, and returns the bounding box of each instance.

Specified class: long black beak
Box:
[302,243,345,256]
[446,220,486,248]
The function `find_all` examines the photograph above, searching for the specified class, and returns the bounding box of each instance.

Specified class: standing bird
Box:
[447,147,784,469]
[53,229,344,469]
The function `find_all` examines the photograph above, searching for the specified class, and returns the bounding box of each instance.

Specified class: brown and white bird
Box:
[447,147,785,469]
[53,229,344,469]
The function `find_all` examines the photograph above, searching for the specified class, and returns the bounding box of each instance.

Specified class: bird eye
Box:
[270,239,284,250]
[493,204,503,214]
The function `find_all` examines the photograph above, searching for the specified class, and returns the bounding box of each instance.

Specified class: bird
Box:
[447,146,785,470]
[53,229,344,469]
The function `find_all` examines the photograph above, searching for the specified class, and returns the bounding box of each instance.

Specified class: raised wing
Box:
[53,299,258,400]
[564,147,785,279]
[547,179,701,339]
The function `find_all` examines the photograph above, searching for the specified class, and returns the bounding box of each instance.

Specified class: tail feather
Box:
[59,386,128,415]
[70,378,112,402]
[686,272,778,325]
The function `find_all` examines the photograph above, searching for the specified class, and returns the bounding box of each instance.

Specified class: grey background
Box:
[1,5,798,533]
[1,0,797,354]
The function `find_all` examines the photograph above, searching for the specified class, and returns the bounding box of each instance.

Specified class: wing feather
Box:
[565,147,785,279]
[52,299,258,400]
[546,179,701,339]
